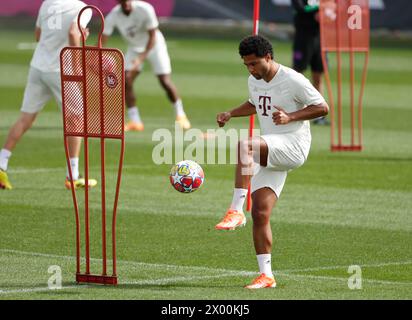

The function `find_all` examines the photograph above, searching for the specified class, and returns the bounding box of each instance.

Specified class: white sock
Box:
[67,157,79,180]
[230,188,248,212]
[0,149,12,171]
[173,99,185,117]
[128,106,142,123]
[257,254,273,278]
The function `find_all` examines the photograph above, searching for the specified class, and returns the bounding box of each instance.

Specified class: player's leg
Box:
[245,186,278,289]
[215,137,268,230]
[310,34,324,93]
[234,136,268,189]
[0,68,50,189]
[312,71,323,93]
[124,68,144,131]
[311,35,329,125]
[292,28,310,74]
[245,161,290,289]
[45,71,96,189]
[149,41,191,129]
[251,188,276,255]
[157,74,178,103]
[64,136,96,189]
[2,112,38,152]
[0,112,38,190]
[245,131,310,288]
[125,69,140,108]
[124,48,144,131]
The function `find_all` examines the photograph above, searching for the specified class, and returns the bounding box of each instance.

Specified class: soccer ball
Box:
[169,160,204,193]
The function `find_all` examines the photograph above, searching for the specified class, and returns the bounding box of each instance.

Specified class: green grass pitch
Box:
[0,29,411,299]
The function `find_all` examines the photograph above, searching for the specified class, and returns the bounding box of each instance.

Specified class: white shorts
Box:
[21,67,62,113]
[251,123,311,198]
[125,38,172,75]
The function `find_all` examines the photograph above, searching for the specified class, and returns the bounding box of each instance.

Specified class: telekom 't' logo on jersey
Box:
[258,96,272,116]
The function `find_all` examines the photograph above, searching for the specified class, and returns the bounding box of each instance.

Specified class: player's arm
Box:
[34,2,43,42]
[140,28,156,61]
[132,28,156,69]
[217,101,256,127]
[138,3,159,63]
[101,10,115,47]
[68,22,89,46]
[35,27,41,42]
[67,22,89,74]
[272,102,328,125]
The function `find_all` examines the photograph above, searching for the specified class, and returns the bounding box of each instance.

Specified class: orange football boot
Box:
[176,115,191,130]
[215,209,246,230]
[245,273,277,289]
[125,121,144,132]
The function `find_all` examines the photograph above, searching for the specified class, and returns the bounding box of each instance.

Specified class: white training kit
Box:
[103,1,171,74]
[248,64,325,197]
[22,0,91,113]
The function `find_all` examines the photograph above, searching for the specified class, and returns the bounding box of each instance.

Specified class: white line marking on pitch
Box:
[8,164,159,175]
[281,260,412,273]
[0,285,84,295]
[0,248,244,274]
[0,274,252,295]
[17,43,37,50]
[278,273,412,287]
[123,272,255,286]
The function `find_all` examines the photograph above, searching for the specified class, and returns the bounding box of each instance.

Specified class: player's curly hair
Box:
[239,35,273,59]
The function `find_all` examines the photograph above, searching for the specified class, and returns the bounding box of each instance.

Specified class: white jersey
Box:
[31,0,91,73]
[248,64,325,135]
[103,0,165,52]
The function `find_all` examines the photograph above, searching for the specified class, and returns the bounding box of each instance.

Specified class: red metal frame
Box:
[320,0,370,152]
[246,0,260,212]
[60,5,125,285]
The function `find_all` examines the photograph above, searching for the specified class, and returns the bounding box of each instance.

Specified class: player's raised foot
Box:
[215,209,246,230]
[176,114,191,130]
[245,273,277,289]
[0,170,12,190]
[125,121,144,132]
[65,177,97,190]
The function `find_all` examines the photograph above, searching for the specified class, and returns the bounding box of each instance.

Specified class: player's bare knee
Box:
[238,139,253,165]
[251,207,270,226]
[238,139,251,154]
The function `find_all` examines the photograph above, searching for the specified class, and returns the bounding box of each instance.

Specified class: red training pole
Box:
[246,0,260,212]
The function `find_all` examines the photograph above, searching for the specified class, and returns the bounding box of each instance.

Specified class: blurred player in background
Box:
[102,0,191,132]
[0,0,95,190]
[292,0,329,125]
[215,35,328,288]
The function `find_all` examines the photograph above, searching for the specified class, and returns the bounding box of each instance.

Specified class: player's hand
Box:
[217,112,231,127]
[272,106,292,125]
[82,27,90,40]
[131,57,142,71]
[132,53,148,71]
